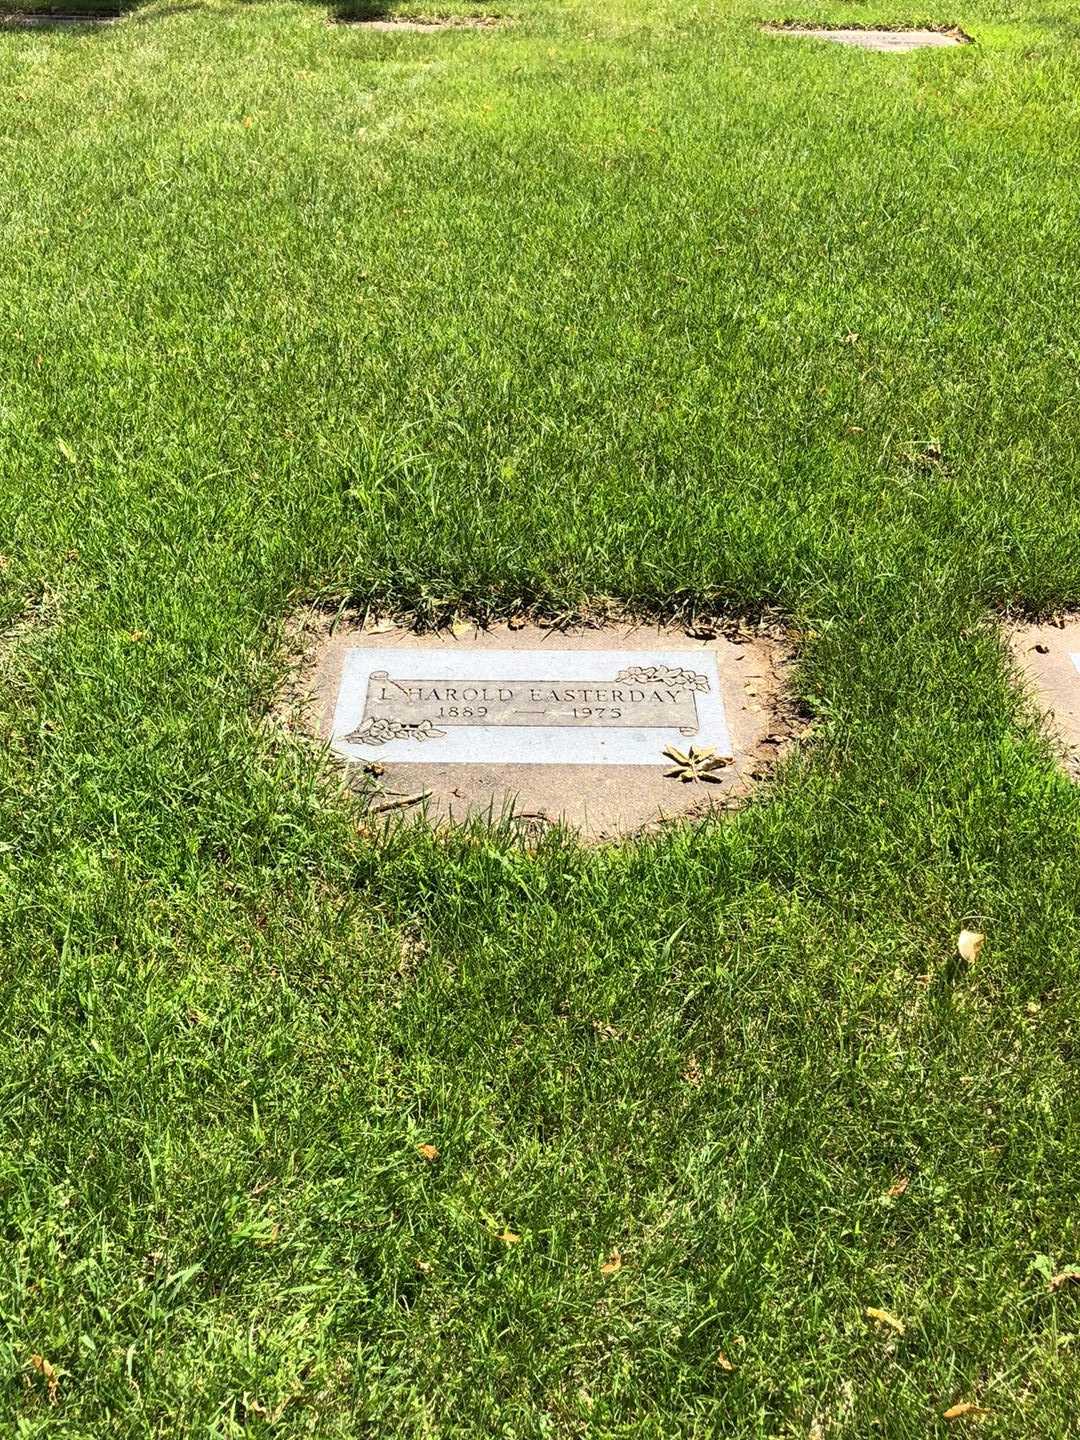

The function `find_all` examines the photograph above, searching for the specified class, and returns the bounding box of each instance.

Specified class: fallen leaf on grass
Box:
[493,1228,520,1245]
[1048,1266,1080,1292]
[30,1354,59,1403]
[242,1391,297,1424]
[957,930,985,964]
[416,1143,439,1162]
[663,744,731,783]
[943,1402,992,1420]
[865,1306,905,1335]
[600,1249,622,1275]
[885,1176,910,1199]
[716,1350,735,1372]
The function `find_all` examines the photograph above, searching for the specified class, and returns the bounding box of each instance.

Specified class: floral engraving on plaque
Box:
[613,665,710,693]
[344,716,447,746]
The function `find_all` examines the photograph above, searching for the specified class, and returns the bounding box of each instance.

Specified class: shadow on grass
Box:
[331,0,398,18]
[0,0,320,27]
[0,0,504,26]
[0,5,129,24]
[224,0,491,11]
[0,0,195,26]
[328,0,506,24]
[0,0,508,42]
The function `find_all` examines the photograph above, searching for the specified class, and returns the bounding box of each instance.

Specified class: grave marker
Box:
[285,619,795,839]
[1009,619,1080,781]
[762,25,971,52]
[331,648,731,766]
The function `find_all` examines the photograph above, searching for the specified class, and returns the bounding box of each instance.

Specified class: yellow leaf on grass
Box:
[943,1401,992,1420]
[885,1176,910,1199]
[957,930,985,964]
[865,1306,905,1335]
[716,1350,735,1372]
[600,1249,622,1275]
[416,1143,439,1162]
[30,1354,59,1403]
[494,1228,520,1245]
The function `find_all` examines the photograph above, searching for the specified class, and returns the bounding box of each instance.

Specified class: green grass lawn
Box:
[3,0,1080,1432]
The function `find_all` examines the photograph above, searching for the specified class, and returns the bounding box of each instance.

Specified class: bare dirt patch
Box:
[275,609,804,842]
[1009,616,1080,780]
[762,23,973,51]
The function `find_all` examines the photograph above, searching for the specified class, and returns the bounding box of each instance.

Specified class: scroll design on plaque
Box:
[342,664,714,746]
